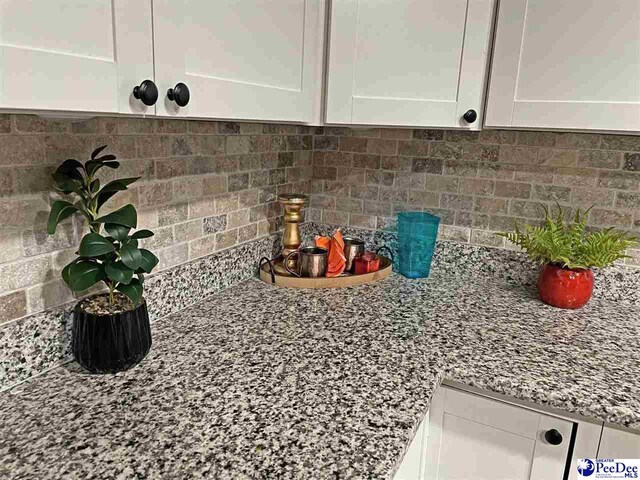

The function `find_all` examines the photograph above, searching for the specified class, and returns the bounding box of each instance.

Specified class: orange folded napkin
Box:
[315,229,346,277]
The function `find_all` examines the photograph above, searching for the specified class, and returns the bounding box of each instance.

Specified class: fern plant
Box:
[497,205,638,269]
[47,145,159,306]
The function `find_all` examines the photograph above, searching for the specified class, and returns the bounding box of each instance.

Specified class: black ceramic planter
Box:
[72,298,152,374]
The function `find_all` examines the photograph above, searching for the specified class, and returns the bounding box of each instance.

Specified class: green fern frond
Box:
[495,204,638,269]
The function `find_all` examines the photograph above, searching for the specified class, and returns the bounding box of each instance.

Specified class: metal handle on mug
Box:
[284,251,300,277]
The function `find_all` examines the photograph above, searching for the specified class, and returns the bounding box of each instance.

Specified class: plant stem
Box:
[108,281,115,305]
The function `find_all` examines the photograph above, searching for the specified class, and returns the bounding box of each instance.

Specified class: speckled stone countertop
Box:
[2,273,640,479]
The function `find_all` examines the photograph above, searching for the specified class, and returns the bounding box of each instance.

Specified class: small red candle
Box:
[354,252,380,275]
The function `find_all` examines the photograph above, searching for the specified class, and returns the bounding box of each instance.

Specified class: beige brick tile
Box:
[26,279,72,315]
[173,177,204,202]
[494,181,532,199]
[598,171,640,190]
[479,130,517,145]
[538,148,578,167]
[441,193,473,210]
[553,167,599,187]
[238,223,258,243]
[322,210,349,225]
[408,190,439,207]
[455,212,490,229]
[425,175,459,193]
[555,132,601,149]
[395,172,426,189]
[378,188,406,203]
[336,197,363,213]
[340,137,367,153]
[157,243,189,270]
[158,203,188,226]
[571,188,615,208]
[0,290,27,323]
[532,184,571,202]
[367,138,398,155]
[444,160,478,177]
[363,200,390,216]
[381,156,412,171]
[471,229,505,247]
[397,140,429,156]
[138,182,173,207]
[430,142,463,160]
[0,255,52,294]
[589,208,633,228]
[216,229,239,251]
[498,145,540,165]
[513,165,555,184]
[380,128,411,140]
[516,131,556,146]
[174,219,204,242]
[474,197,509,215]
[509,200,546,219]
[578,150,622,169]
[478,163,516,180]
[1,135,47,165]
[349,214,377,229]
[0,197,49,228]
[188,235,216,259]
[440,225,470,242]
[459,178,495,195]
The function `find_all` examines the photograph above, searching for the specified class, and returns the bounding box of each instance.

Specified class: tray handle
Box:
[259,257,276,284]
[375,245,395,263]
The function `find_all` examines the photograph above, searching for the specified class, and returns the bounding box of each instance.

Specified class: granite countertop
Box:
[2,273,639,479]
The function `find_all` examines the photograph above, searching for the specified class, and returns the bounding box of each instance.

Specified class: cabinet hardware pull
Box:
[462,109,477,123]
[544,429,563,445]
[132,80,159,106]
[167,83,190,107]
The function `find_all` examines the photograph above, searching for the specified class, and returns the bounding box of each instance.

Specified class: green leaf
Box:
[138,249,159,273]
[96,204,137,228]
[90,179,100,193]
[91,145,108,159]
[55,159,84,180]
[96,178,139,210]
[120,240,143,270]
[104,223,131,242]
[78,232,116,257]
[116,278,143,304]
[47,201,79,234]
[105,261,134,285]
[94,154,116,162]
[61,259,81,286]
[131,229,154,239]
[68,261,106,291]
[52,172,83,194]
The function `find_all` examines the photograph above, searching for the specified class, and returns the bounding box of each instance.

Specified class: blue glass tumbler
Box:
[397,212,440,278]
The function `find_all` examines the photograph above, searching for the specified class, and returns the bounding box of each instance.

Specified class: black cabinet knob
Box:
[132,80,158,106]
[463,109,478,123]
[544,429,563,445]
[167,83,190,107]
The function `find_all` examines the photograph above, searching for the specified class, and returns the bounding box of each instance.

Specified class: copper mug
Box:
[285,246,328,277]
[343,237,365,273]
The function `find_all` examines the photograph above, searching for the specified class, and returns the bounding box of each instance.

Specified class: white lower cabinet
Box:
[395,386,602,480]
[598,426,640,458]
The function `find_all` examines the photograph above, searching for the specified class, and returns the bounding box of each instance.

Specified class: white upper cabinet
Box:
[0,0,155,115]
[486,0,640,132]
[326,0,495,129]
[153,0,325,122]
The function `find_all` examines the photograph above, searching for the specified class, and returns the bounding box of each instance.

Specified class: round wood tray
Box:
[259,255,392,288]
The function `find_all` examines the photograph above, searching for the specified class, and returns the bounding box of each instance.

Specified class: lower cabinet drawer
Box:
[395,386,602,480]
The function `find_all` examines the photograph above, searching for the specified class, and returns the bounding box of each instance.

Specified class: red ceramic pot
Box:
[538,264,594,309]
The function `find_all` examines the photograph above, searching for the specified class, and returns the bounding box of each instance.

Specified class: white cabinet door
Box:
[326,0,495,129]
[0,0,155,115]
[598,426,640,458]
[153,0,325,122]
[486,0,640,132]
[422,387,572,480]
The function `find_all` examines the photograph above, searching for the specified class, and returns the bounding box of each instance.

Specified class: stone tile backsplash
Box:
[307,127,640,265]
[4,115,640,328]
[0,115,313,324]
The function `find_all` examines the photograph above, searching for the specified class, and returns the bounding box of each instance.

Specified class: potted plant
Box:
[47,145,159,373]
[498,205,637,309]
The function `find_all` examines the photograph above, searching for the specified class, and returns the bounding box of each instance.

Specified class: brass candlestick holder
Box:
[275,193,308,274]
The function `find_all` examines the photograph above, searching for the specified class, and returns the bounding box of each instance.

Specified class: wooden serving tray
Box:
[259,256,392,288]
